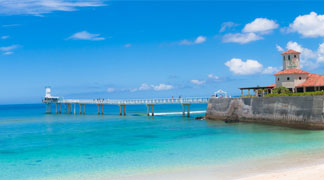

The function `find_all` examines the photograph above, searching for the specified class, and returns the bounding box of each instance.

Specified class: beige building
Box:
[240,49,324,96]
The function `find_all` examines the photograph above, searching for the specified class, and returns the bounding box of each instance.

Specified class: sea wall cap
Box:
[281,49,301,55]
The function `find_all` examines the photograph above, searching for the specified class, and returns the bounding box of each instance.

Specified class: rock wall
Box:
[206,96,324,129]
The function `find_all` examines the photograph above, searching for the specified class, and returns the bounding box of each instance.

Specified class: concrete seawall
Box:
[206,96,324,129]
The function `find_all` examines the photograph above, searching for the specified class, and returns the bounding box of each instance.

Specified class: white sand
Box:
[240,163,324,180]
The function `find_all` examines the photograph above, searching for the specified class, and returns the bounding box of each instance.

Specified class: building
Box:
[240,49,324,96]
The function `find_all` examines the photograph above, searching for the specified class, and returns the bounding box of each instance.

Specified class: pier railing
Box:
[57,97,209,105]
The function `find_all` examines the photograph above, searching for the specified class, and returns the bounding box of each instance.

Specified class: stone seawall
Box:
[206,96,324,129]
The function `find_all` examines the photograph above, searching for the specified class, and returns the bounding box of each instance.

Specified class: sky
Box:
[1,0,324,104]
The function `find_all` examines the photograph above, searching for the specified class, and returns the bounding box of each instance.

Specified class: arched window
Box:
[299,77,302,80]
[294,55,297,58]
[288,55,291,60]
[287,77,290,80]
[278,78,280,81]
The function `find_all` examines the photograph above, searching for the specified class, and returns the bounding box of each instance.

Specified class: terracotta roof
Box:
[267,83,276,88]
[274,69,309,75]
[296,73,324,87]
[281,49,301,55]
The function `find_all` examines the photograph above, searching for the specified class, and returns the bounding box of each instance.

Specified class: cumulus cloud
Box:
[179,36,206,45]
[262,66,280,74]
[288,12,324,38]
[317,43,324,62]
[222,33,263,44]
[219,22,238,32]
[190,80,206,85]
[225,58,263,75]
[223,18,278,44]
[242,18,278,34]
[0,0,105,16]
[276,44,284,52]
[68,31,105,41]
[131,83,174,92]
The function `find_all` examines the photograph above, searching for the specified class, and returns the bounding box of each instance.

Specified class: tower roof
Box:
[281,49,301,55]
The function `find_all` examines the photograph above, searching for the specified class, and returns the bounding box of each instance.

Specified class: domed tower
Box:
[281,49,301,70]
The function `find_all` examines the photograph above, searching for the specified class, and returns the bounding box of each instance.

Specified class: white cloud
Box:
[223,18,278,44]
[262,66,280,74]
[0,45,19,55]
[124,43,132,48]
[68,31,105,41]
[276,44,284,52]
[179,36,206,45]
[222,33,263,44]
[207,74,220,80]
[106,88,115,93]
[138,83,151,91]
[243,18,278,34]
[190,80,206,85]
[288,12,324,38]
[286,41,316,61]
[1,35,9,40]
[0,45,19,52]
[0,0,105,16]
[131,83,174,92]
[152,84,173,91]
[219,22,238,32]
[225,58,263,75]
[3,51,13,55]
[317,43,324,62]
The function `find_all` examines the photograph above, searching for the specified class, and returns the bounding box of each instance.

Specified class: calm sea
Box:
[1,103,324,179]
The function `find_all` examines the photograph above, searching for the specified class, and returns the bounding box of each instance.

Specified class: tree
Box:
[272,86,290,94]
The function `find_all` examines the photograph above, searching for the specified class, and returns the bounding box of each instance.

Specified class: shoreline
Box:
[37,146,324,180]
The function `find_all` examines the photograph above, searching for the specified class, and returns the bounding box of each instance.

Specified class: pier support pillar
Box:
[59,103,61,114]
[56,103,58,114]
[151,105,154,116]
[119,105,122,116]
[187,104,190,117]
[46,103,51,114]
[241,89,243,97]
[64,104,67,114]
[97,104,100,115]
[70,104,72,114]
[79,104,82,114]
[83,104,85,115]
[101,104,104,115]
[147,105,149,116]
[74,104,76,115]
[123,105,126,116]
[182,104,185,117]
[248,89,250,96]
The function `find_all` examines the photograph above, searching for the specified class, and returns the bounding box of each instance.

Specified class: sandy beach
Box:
[240,163,324,180]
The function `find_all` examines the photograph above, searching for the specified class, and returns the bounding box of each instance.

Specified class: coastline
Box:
[35,146,324,180]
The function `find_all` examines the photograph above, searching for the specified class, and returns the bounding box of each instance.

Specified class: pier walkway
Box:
[43,97,209,117]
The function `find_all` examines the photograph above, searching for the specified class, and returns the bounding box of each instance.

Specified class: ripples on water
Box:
[0,104,324,180]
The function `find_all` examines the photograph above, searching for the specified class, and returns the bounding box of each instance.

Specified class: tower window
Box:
[278,78,280,81]
[287,77,290,80]
[288,55,291,60]
[299,77,302,80]
[294,55,297,58]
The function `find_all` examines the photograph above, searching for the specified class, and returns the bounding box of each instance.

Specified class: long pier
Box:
[42,97,209,117]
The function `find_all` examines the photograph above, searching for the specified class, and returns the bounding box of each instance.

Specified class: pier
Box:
[42,88,208,117]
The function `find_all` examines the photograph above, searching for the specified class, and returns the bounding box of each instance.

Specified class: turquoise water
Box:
[1,104,324,179]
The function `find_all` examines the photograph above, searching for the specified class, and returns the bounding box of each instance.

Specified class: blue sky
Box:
[1,0,324,104]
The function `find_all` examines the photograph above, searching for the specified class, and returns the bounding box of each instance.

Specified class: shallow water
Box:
[1,104,324,180]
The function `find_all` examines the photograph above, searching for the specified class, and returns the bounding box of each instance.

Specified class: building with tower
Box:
[240,49,324,96]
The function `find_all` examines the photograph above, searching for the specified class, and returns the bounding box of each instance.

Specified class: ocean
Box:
[1,103,324,180]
